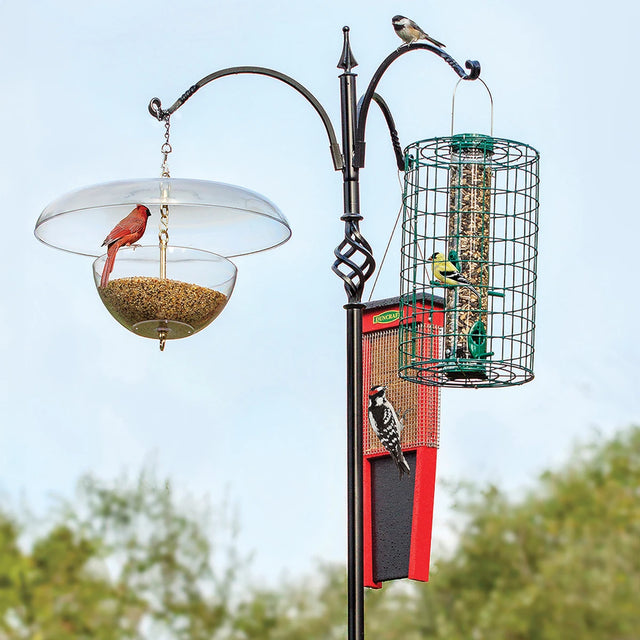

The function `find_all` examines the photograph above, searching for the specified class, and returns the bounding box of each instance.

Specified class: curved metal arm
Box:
[354,44,481,168]
[357,93,405,171]
[148,66,344,171]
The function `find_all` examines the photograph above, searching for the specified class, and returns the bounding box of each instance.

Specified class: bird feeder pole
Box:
[145,26,480,640]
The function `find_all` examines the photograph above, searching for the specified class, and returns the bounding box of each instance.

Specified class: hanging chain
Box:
[159,206,170,259]
[160,115,172,178]
[159,115,171,279]
[158,116,172,352]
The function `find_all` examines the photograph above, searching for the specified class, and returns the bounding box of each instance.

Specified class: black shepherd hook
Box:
[354,44,481,169]
[148,67,344,171]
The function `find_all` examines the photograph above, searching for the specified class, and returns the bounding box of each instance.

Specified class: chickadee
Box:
[392,15,446,48]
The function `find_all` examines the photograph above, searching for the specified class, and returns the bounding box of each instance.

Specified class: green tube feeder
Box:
[399,134,539,388]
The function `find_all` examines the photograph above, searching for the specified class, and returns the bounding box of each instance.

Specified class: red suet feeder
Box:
[362,296,442,587]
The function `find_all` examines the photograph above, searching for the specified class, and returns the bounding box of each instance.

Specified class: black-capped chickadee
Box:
[392,15,446,48]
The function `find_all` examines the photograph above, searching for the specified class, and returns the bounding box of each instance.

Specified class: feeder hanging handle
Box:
[451,77,494,137]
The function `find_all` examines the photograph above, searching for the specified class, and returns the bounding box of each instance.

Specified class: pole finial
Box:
[337,26,358,72]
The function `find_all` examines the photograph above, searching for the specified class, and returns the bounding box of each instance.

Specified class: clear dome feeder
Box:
[35,178,291,349]
[93,246,237,348]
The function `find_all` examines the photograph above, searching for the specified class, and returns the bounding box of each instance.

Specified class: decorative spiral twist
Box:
[332,214,376,304]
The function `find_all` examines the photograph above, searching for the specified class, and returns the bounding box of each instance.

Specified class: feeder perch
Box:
[399,134,539,387]
[34,178,291,348]
[362,297,441,587]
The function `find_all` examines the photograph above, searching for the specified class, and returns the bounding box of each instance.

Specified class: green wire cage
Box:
[398,133,540,388]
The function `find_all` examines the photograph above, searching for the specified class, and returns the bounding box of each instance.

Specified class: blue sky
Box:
[1,0,639,585]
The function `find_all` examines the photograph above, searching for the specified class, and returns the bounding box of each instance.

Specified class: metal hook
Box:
[148,97,166,121]
[451,77,494,136]
[158,325,168,351]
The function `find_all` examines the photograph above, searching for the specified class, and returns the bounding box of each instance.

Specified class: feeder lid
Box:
[35,177,291,257]
[450,133,494,154]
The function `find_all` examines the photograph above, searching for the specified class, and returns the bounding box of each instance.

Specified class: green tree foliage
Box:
[366,425,640,639]
[0,469,242,640]
[230,425,640,639]
[1,426,639,638]
[229,565,348,639]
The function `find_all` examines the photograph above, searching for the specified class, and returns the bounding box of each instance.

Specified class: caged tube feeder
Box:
[399,133,540,387]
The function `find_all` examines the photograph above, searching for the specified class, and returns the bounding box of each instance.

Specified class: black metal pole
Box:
[345,303,364,639]
[336,27,369,640]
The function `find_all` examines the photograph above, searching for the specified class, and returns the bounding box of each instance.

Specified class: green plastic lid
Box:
[450,133,495,155]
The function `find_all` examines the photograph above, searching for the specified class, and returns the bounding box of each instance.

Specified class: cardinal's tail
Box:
[100,245,118,288]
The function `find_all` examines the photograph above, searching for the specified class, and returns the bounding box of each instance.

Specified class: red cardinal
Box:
[100,204,151,287]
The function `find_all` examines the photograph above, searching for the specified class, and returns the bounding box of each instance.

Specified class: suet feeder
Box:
[399,133,539,387]
[34,178,291,349]
[362,297,441,587]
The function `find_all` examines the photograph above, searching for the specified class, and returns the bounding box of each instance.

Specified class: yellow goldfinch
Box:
[428,252,480,300]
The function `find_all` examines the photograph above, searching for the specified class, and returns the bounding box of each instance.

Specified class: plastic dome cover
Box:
[35,178,291,258]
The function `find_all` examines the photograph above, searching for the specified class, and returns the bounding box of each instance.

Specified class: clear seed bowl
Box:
[93,245,237,343]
